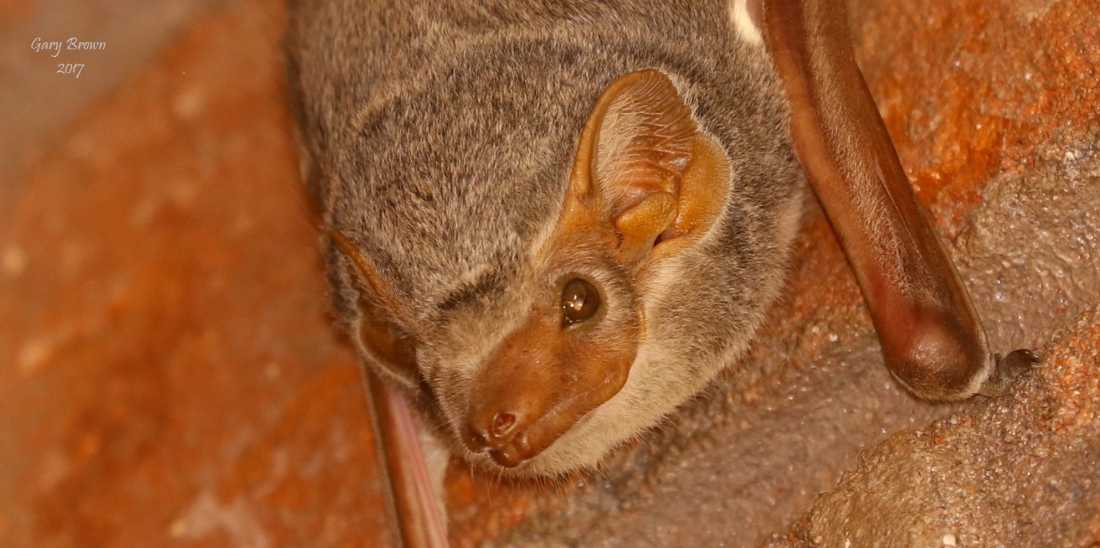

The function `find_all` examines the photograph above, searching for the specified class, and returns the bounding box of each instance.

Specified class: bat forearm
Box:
[364,368,450,548]
[760,0,994,399]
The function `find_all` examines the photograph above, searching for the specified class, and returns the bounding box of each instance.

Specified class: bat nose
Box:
[464,392,547,468]
[465,409,532,468]
[463,355,630,468]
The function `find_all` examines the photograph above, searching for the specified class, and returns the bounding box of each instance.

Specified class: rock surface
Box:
[1,1,392,546]
[766,305,1100,547]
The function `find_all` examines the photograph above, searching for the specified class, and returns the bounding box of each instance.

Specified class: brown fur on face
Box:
[287,0,805,477]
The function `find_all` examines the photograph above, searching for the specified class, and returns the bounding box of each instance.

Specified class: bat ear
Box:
[568,70,731,270]
[330,230,419,389]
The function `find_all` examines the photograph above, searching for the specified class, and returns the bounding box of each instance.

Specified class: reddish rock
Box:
[1,0,392,546]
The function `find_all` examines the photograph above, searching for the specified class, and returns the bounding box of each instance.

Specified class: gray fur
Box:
[286,0,804,477]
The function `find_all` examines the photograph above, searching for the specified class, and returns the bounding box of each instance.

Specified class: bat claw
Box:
[977,348,1041,398]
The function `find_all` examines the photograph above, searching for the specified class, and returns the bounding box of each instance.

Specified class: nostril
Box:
[465,411,521,453]
[469,428,489,450]
[490,412,516,438]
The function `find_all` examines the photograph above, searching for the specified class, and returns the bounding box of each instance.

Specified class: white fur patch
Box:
[730,0,763,45]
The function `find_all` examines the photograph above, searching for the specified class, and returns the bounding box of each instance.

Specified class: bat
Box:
[284,0,1035,545]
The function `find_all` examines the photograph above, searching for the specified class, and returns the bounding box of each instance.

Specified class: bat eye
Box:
[561,278,600,325]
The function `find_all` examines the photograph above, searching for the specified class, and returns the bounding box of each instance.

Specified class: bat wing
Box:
[364,367,450,548]
[757,0,997,399]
